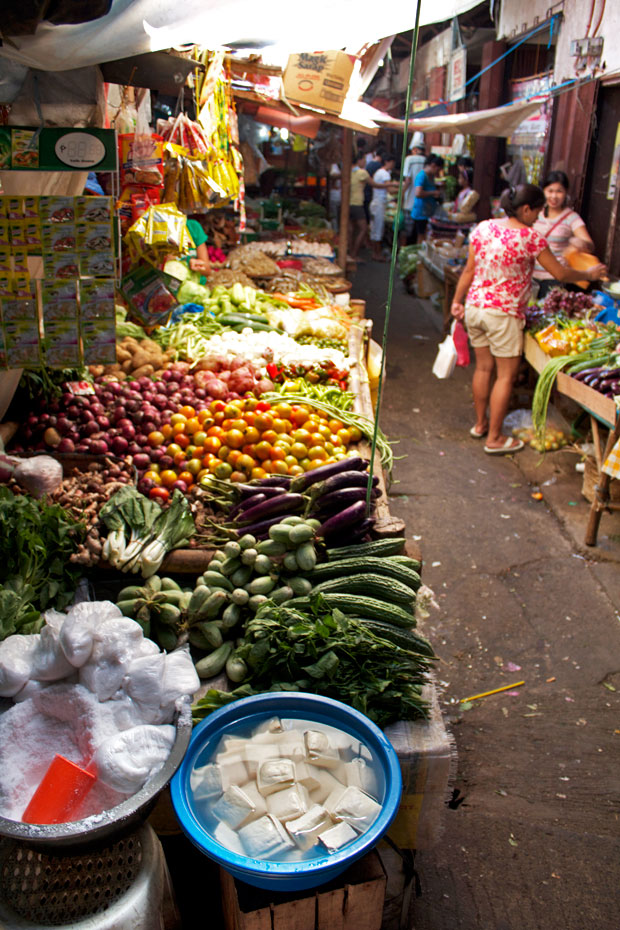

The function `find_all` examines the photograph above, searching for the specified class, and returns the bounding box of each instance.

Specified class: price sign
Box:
[54,133,106,169]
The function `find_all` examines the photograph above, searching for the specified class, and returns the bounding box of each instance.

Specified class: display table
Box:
[524,333,620,546]
[416,255,463,334]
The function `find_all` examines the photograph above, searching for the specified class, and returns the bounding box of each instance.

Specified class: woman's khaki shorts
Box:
[464,305,525,358]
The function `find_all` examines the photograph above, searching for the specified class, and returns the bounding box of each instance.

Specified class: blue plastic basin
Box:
[171,692,402,891]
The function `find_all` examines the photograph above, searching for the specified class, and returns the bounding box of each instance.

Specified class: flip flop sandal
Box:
[484,438,524,455]
[470,426,488,439]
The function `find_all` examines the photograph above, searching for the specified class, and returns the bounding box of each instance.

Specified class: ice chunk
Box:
[304,730,340,768]
[0,634,39,697]
[330,786,381,832]
[266,784,309,822]
[286,804,333,850]
[308,769,346,805]
[318,821,357,852]
[238,815,295,859]
[212,785,256,829]
[257,758,296,796]
[59,601,121,668]
[93,724,175,793]
[30,617,74,681]
[79,617,144,700]
[191,763,223,802]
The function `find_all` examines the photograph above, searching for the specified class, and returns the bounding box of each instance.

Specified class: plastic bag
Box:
[432,324,458,379]
[453,319,470,367]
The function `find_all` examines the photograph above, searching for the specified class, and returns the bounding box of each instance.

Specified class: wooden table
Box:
[523,333,620,546]
[416,255,463,334]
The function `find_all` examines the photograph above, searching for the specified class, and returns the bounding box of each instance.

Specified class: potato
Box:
[122,337,139,348]
[131,349,157,369]
[163,349,176,361]
[88,364,105,377]
[116,346,132,362]
[121,358,134,373]
[131,364,155,378]
[139,338,161,352]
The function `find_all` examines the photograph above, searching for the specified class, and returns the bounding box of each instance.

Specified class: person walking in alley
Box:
[369,153,396,261]
[451,184,605,454]
[349,151,396,260]
[410,154,444,242]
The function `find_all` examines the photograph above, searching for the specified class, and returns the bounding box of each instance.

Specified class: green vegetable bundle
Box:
[192,595,435,727]
[0,487,86,640]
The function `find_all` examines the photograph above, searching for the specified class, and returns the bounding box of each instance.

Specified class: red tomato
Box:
[149,487,170,502]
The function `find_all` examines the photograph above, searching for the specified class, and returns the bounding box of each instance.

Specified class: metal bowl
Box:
[0,701,192,850]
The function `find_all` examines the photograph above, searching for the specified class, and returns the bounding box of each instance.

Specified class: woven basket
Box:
[581,456,620,503]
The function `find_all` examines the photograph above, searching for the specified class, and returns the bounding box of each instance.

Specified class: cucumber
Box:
[248,594,269,612]
[295,542,317,572]
[197,621,224,649]
[160,577,181,592]
[288,524,315,546]
[238,534,257,550]
[144,576,162,594]
[309,556,421,590]
[196,590,228,620]
[224,541,242,558]
[209,559,224,572]
[188,585,211,620]
[288,594,414,628]
[226,653,249,683]
[268,524,293,544]
[282,552,299,572]
[311,574,417,605]
[248,576,276,596]
[220,556,241,577]
[154,603,182,627]
[188,628,213,650]
[280,516,306,526]
[288,576,313,596]
[327,538,406,561]
[221,603,242,628]
[195,642,233,679]
[231,565,253,587]
[117,598,144,618]
[241,548,258,566]
[154,623,177,652]
[158,590,186,607]
[117,585,145,602]
[357,620,435,657]
[256,539,286,557]
[271,585,294,605]
[230,587,250,606]
[202,571,234,592]
[390,555,423,572]
[253,554,273,575]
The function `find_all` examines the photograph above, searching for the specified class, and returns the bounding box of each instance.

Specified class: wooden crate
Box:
[220,851,386,930]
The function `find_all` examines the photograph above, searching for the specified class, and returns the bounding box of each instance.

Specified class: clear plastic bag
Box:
[432,324,458,379]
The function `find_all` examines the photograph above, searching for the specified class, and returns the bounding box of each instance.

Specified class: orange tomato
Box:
[291,428,312,445]
[237,454,256,472]
[143,470,161,485]
[229,418,248,432]
[146,463,160,474]
[230,470,247,483]
[243,426,260,444]
[178,471,195,486]
[244,398,258,412]
[284,455,298,468]
[186,458,203,476]
[337,428,351,446]
[348,426,362,442]
[261,429,278,444]
[207,425,224,439]
[328,419,344,433]
[227,450,242,467]
[180,405,196,419]
[213,411,225,425]
[271,460,289,475]
[193,430,207,447]
[197,409,211,424]
[176,433,190,449]
[271,418,290,434]
[274,403,293,420]
[224,403,240,418]
[161,424,173,440]
[197,468,211,481]
[172,422,186,436]
[271,446,286,461]
[288,464,304,477]
[160,469,178,488]
[308,445,327,460]
[226,429,245,450]
[250,466,268,480]
[213,461,233,479]
[173,452,187,468]
[166,442,183,458]
[204,436,222,455]
[299,457,311,471]
[261,460,274,473]
[254,441,272,461]
[242,444,256,457]
[255,401,271,412]
[170,413,186,426]
[290,407,309,426]
[317,424,332,439]
[254,413,273,432]
[290,442,308,460]
[210,400,226,413]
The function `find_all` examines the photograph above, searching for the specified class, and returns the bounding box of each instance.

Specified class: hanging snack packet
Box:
[119,134,165,188]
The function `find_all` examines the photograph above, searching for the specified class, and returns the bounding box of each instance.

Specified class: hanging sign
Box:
[448,48,467,103]
[0,127,116,172]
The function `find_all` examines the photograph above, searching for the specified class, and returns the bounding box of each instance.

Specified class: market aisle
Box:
[354,257,620,930]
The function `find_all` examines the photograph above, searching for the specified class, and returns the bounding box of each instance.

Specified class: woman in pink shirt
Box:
[451,185,605,455]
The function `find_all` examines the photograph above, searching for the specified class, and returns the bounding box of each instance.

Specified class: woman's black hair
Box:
[460,166,474,187]
[541,170,570,216]
[499,183,545,218]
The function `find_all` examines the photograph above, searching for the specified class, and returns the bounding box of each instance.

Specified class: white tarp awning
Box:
[0,0,482,72]
[366,97,547,138]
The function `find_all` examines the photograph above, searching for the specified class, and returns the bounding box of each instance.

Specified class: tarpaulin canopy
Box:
[370,97,547,138]
[0,0,482,72]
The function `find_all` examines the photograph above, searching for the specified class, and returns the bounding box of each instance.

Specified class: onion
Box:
[138,477,156,494]
[66,405,80,420]
[108,382,123,396]
[27,414,39,428]
[153,394,168,410]
[61,392,74,406]
[135,433,148,447]
[127,442,142,456]
[56,418,71,435]
[89,402,105,417]
[138,376,152,390]
[172,480,188,493]
[142,391,155,404]
[111,436,129,456]
[113,406,127,421]
[88,439,108,455]
[133,452,151,470]
[230,357,248,371]
[149,448,165,464]
[96,415,110,430]
[39,413,50,424]
[158,454,174,470]
[47,401,60,414]
[101,391,114,404]
[57,438,75,453]
[80,409,95,423]
[166,381,180,395]
[207,379,228,399]
[255,378,275,395]
[116,418,132,431]
[161,370,173,381]
[195,388,206,400]
[121,424,136,441]
[143,422,158,435]
[128,381,141,392]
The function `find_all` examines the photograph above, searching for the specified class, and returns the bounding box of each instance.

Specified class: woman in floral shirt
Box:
[451,185,605,455]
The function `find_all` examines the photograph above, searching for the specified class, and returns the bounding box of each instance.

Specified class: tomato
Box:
[214,462,232,479]
[284,455,298,468]
[237,453,256,472]
[170,413,187,426]
[226,429,245,450]
[337,428,351,446]
[193,430,207,447]
[272,418,290,434]
[224,403,240,418]
[207,425,224,439]
[160,469,178,488]
[261,460,274,473]
[166,442,182,458]
[308,445,328,460]
[255,401,271,412]
[291,428,312,445]
[254,413,273,432]
[146,430,164,448]
[143,470,161,485]
[317,423,332,439]
[218,445,231,461]
[230,418,248,432]
[271,446,286,461]
[271,460,289,475]
[197,409,212,424]
[173,452,188,467]
[299,457,312,471]
[261,429,278,444]
[227,450,242,467]
[255,440,272,461]
[186,458,203,476]
[290,407,309,426]
[324,442,335,455]
[328,419,344,433]
[210,400,226,414]
[274,403,293,420]
[288,464,304,477]
[348,426,362,442]
[251,466,268,480]
[149,487,170,502]
[230,470,248,483]
[243,426,260,444]
[146,463,160,474]
[172,422,186,436]
[204,436,222,454]
[244,397,258,411]
[184,417,199,435]
[176,433,190,449]
[180,405,196,419]
[161,424,173,440]
[177,471,195,486]
[197,468,211,481]
[291,442,308,460]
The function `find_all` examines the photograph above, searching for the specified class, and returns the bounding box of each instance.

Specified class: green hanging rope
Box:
[366,4,424,511]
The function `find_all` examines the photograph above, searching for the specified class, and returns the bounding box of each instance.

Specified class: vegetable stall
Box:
[0,46,448,930]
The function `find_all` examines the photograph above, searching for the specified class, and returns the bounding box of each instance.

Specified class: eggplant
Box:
[323,518,375,548]
[229,493,267,518]
[309,471,379,497]
[238,492,304,526]
[234,514,287,540]
[290,456,368,493]
[237,483,289,499]
[315,487,380,515]
[570,367,606,381]
[316,500,368,538]
[583,373,604,387]
[253,475,292,488]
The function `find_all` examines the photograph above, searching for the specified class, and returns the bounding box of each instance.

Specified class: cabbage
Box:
[177,278,211,306]
[163,259,190,281]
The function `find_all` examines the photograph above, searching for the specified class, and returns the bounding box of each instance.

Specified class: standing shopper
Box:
[369,154,396,261]
[533,170,596,298]
[451,185,605,455]
[402,133,426,243]
[411,155,444,242]
[349,152,395,260]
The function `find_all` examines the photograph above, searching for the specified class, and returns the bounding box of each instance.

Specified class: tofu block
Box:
[324,786,347,815]
[295,760,320,791]
[244,744,279,777]
[266,784,309,823]
[330,786,382,833]
[253,716,283,735]
[344,758,378,796]
[212,785,256,829]
[318,821,358,852]
[257,758,296,796]
[286,804,334,851]
[237,780,268,823]
[190,762,222,801]
[214,821,244,856]
[219,736,247,754]
[239,815,296,859]
[304,729,340,768]
[274,730,306,761]
[216,752,248,789]
[308,768,346,805]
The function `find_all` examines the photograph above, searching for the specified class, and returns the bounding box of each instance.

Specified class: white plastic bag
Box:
[432,324,458,379]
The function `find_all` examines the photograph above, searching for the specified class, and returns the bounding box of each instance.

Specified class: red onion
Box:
[113,406,127,421]
[138,477,156,494]
[128,380,141,392]
[153,394,168,410]
[116,418,133,431]
[172,480,188,493]
[121,424,136,440]
[111,436,129,455]
[127,442,142,456]
[158,455,174,470]
[218,371,231,382]
[80,409,95,423]
[61,392,74,406]
[27,414,39,428]
[90,402,105,417]
[149,448,165,463]
[195,388,207,400]
[133,452,151,470]
[230,357,248,371]
[56,418,71,435]
[255,379,275,395]
[161,370,173,381]
[88,439,108,455]
[135,433,148,447]
[83,421,99,437]
[66,405,80,420]
[108,382,123,396]
[97,416,110,430]
[39,413,50,424]
[138,376,153,390]
[206,379,228,399]
[57,438,75,453]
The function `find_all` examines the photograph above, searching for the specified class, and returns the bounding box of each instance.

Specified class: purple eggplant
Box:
[316,500,368,539]
[290,456,368,493]
[323,518,375,548]
[309,471,379,497]
[254,475,292,487]
[571,367,605,382]
[238,483,289,499]
[315,486,380,515]
[229,493,267,518]
[238,492,304,526]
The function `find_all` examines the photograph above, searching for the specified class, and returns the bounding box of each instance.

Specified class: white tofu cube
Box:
[274,730,306,761]
[295,760,320,791]
[304,730,340,768]
[239,815,296,859]
[257,758,296,796]
[190,762,222,801]
[318,821,358,852]
[330,786,382,833]
[324,786,347,816]
[345,759,378,797]
[266,784,309,823]
[212,785,256,829]
[251,731,283,746]
[214,821,245,856]
[253,716,283,735]
[285,804,334,851]
[308,769,346,805]
[216,752,248,789]
[219,736,247,754]
[244,744,279,777]
[237,780,267,824]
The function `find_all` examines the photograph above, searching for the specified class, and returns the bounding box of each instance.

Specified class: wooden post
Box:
[338,128,352,270]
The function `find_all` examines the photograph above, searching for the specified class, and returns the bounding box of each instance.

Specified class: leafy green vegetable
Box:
[0,488,86,640]
[177,278,211,307]
[192,595,434,726]
[397,245,421,279]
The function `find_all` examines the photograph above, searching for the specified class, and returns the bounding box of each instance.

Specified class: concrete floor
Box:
[353,256,620,930]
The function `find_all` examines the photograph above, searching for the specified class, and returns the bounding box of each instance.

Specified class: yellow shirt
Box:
[350,167,370,206]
